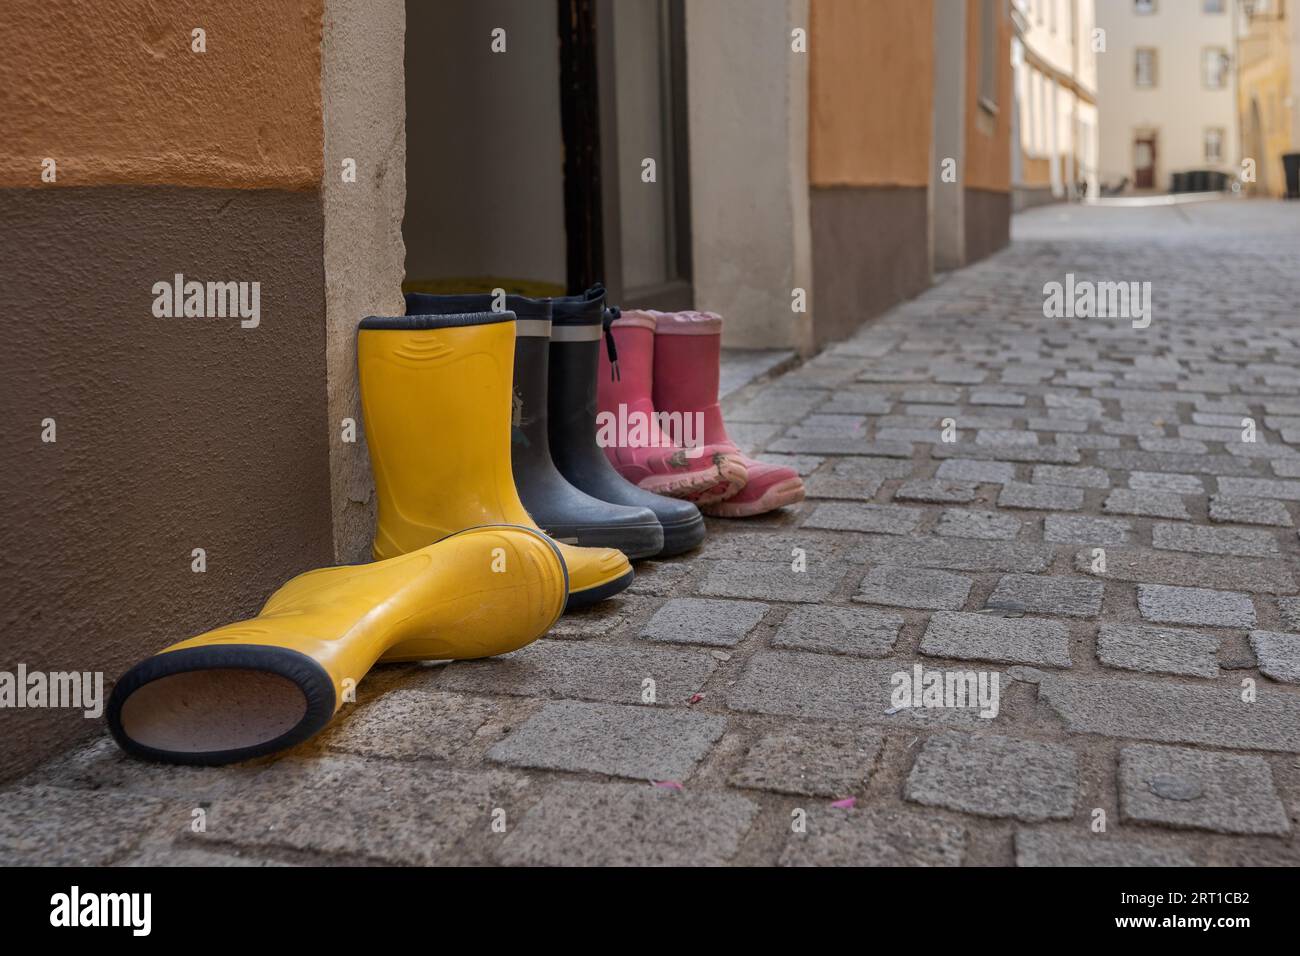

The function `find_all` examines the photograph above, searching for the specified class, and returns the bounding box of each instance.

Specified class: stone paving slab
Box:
[780,809,967,866]
[1218,477,1300,501]
[904,732,1078,822]
[936,458,1017,483]
[730,730,882,797]
[854,566,973,610]
[936,508,1023,540]
[1151,523,1279,558]
[638,598,769,647]
[846,535,1054,572]
[986,573,1103,618]
[1013,830,1195,867]
[1075,548,1295,594]
[1097,450,1258,477]
[998,482,1085,511]
[697,529,846,561]
[1036,673,1300,753]
[895,479,979,503]
[317,689,497,762]
[932,443,1080,464]
[435,639,717,707]
[1277,596,1300,631]
[1135,584,1258,628]
[195,756,528,865]
[1128,471,1204,495]
[1208,495,1294,527]
[803,501,924,534]
[1103,489,1191,520]
[771,604,904,657]
[487,700,725,782]
[1248,631,1300,684]
[0,785,174,866]
[1044,514,1132,545]
[30,736,264,801]
[1033,465,1111,488]
[697,558,845,603]
[805,475,882,500]
[728,652,1005,726]
[920,611,1072,668]
[1096,623,1221,678]
[1118,744,1290,836]
[498,782,758,866]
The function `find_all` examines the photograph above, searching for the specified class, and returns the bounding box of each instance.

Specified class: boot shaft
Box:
[357,312,531,558]
[651,310,729,445]
[404,292,554,458]
[598,310,657,417]
[547,286,608,463]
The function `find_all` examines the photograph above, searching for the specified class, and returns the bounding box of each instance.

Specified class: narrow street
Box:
[7,199,1300,866]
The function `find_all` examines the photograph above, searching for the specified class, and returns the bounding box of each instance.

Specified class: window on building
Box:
[979,0,999,112]
[1134,0,1156,14]
[1204,127,1224,163]
[1203,0,1225,12]
[1203,47,1229,88]
[1135,48,1157,87]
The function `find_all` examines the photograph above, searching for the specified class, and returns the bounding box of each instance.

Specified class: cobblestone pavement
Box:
[6,199,1300,866]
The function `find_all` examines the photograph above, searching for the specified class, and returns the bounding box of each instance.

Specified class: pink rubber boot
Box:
[597,310,747,504]
[652,310,806,518]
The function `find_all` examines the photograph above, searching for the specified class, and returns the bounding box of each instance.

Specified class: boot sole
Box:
[564,567,635,611]
[680,457,750,506]
[658,511,706,557]
[545,521,665,561]
[636,458,748,504]
[703,477,806,518]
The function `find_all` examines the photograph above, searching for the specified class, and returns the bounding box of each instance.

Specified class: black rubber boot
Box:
[405,292,664,560]
[549,285,706,557]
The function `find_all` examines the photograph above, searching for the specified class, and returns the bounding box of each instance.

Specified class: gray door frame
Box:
[594,0,694,311]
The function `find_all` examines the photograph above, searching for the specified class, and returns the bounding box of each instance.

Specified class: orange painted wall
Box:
[0,0,323,189]
[963,0,1012,193]
[809,0,935,188]
[1021,153,1053,187]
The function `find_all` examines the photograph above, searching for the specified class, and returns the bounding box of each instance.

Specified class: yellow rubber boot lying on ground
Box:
[358,311,633,609]
[107,525,567,765]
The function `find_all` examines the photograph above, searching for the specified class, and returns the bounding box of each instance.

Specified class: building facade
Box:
[1,0,1011,778]
[692,0,1014,340]
[1,0,404,778]
[1011,0,1100,207]
[1096,0,1238,192]
[1236,0,1300,197]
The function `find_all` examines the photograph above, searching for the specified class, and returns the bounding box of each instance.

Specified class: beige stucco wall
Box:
[809,0,935,188]
[1013,0,1099,199]
[0,0,323,189]
[322,0,407,563]
[686,0,813,353]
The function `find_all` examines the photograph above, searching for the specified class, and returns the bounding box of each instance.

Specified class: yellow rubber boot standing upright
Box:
[107,525,568,765]
[358,311,633,609]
